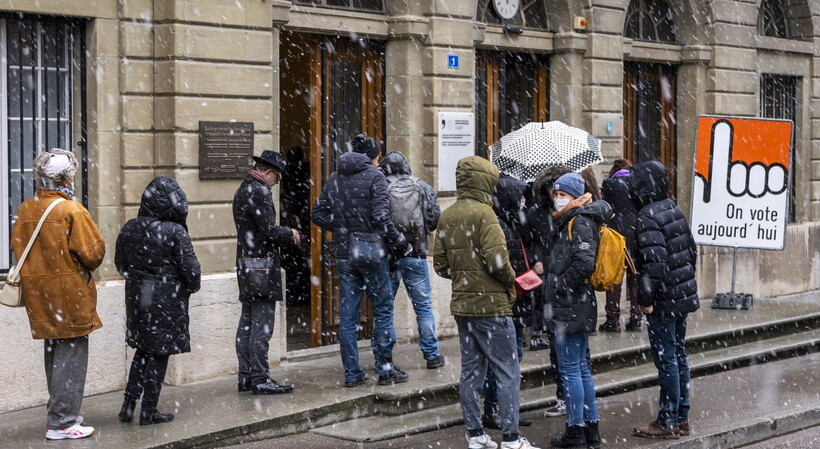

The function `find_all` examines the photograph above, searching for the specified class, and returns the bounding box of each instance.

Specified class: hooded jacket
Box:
[601,174,638,259]
[380,151,441,257]
[115,177,201,355]
[233,172,294,302]
[312,152,408,260]
[12,190,106,339]
[546,200,612,336]
[631,161,700,316]
[525,166,572,266]
[493,174,533,326]
[434,156,516,317]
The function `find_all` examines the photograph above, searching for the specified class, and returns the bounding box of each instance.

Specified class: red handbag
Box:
[514,237,543,297]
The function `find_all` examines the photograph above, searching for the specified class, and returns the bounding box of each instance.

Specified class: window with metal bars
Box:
[293,0,383,12]
[1,18,78,271]
[624,0,677,44]
[760,74,798,222]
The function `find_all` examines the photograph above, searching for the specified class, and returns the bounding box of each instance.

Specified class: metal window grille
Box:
[760,74,798,222]
[624,0,677,44]
[1,18,76,271]
[293,0,384,13]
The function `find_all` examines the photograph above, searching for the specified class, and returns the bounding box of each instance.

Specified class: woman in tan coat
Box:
[11,149,106,440]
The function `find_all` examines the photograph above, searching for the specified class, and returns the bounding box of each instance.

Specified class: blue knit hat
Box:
[553,172,585,199]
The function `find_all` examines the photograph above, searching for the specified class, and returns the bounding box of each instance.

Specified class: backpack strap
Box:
[567,216,577,241]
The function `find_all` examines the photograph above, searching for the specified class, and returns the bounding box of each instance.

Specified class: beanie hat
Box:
[351,134,380,159]
[553,172,585,199]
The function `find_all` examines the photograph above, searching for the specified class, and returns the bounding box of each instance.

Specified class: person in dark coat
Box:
[232,151,299,395]
[115,176,201,426]
[312,135,413,387]
[547,173,607,448]
[525,165,571,419]
[630,161,700,440]
[599,159,642,333]
[482,174,534,430]
[379,151,445,369]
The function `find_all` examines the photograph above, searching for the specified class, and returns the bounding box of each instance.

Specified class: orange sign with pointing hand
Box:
[691,116,792,250]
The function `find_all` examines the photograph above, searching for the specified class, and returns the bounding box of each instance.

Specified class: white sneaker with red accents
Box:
[45,423,95,440]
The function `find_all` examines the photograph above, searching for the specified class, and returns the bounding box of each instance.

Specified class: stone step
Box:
[310,327,820,442]
[369,310,820,416]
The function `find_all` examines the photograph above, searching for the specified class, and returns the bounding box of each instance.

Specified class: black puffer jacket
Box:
[115,177,201,355]
[380,151,441,257]
[631,161,700,317]
[312,152,408,259]
[602,175,638,259]
[233,173,295,302]
[545,200,612,336]
[493,175,532,327]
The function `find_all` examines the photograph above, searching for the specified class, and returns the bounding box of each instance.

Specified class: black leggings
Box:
[124,349,170,410]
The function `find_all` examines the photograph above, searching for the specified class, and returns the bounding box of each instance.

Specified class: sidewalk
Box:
[2,291,819,449]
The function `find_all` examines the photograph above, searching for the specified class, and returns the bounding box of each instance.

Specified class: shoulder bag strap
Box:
[518,235,531,271]
[9,198,66,282]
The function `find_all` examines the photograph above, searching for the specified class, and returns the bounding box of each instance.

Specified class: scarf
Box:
[552,192,593,220]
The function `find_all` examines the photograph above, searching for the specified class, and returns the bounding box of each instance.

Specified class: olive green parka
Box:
[434,156,516,317]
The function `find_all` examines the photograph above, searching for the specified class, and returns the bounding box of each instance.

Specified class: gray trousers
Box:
[44,336,89,430]
[236,301,276,385]
[455,316,520,436]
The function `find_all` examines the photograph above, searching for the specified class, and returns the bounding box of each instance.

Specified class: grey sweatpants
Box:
[455,316,520,436]
[44,336,89,430]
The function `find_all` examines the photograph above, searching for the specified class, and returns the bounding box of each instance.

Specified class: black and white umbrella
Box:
[490,121,602,182]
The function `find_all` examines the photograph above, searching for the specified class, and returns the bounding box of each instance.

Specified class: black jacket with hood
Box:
[379,151,441,257]
[546,200,612,336]
[631,161,699,317]
[312,152,409,260]
[493,175,533,327]
[115,176,202,355]
[602,174,638,259]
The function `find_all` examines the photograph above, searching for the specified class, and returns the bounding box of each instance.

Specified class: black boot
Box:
[584,421,602,448]
[139,405,175,426]
[550,424,586,448]
[119,398,137,423]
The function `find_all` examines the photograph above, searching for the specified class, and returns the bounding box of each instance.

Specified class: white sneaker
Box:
[468,433,498,449]
[544,399,567,417]
[500,437,540,449]
[45,423,95,440]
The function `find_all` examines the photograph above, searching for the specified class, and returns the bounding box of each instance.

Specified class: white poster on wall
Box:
[437,112,475,192]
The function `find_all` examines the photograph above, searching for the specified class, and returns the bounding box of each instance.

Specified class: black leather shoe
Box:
[426,355,446,369]
[253,379,295,395]
[377,369,409,385]
[482,409,502,430]
[238,379,253,392]
[119,399,136,423]
[139,410,174,426]
[344,374,370,388]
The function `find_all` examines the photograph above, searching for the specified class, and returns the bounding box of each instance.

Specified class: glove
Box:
[391,239,414,259]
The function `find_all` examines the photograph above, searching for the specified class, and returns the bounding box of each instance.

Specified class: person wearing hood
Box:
[546,173,607,448]
[482,174,534,431]
[312,135,413,387]
[630,161,699,440]
[11,149,106,440]
[525,165,572,419]
[115,176,201,425]
[434,156,540,449]
[599,159,641,333]
[233,151,299,396]
[379,151,445,370]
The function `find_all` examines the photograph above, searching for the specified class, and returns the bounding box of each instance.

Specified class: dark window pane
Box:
[43,22,58,67]
[22,68,36,118]
[23,172,35,199]
[523,0,549,30]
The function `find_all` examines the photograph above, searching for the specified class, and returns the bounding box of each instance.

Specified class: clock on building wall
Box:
[493,0,520,20]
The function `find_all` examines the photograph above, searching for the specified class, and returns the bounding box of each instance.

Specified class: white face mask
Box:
[519,198,526,211]
[554,198,570,211]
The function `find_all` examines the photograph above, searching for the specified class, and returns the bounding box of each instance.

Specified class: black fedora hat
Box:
[253,150,288,173]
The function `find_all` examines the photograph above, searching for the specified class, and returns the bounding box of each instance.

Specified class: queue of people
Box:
[8,142,699,448]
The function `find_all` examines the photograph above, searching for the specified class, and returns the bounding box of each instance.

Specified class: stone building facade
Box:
[0,0,818,413]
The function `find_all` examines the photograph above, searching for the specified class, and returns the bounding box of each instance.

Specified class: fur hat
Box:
[33,148,78,190]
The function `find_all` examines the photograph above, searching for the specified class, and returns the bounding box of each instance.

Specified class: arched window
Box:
[624,0,676,43]
[477,0,551,31]
[294,0,383,13]
[758,0,790,38]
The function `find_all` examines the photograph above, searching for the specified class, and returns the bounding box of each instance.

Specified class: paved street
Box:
[226,351,820,449]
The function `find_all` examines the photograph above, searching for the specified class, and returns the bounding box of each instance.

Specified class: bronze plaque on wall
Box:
[199,121,254,179]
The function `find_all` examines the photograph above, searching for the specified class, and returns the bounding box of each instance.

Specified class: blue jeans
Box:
[554,333,598,426]
[647,313,691,427]
[390,257,440,360]
[337,258,397,383]
[484,324,524,411]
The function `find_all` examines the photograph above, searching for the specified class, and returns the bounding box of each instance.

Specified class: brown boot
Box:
[633,421,680,439]
[678,421,691,436]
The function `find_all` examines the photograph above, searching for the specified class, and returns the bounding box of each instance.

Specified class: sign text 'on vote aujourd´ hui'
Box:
[690,116,793,250]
